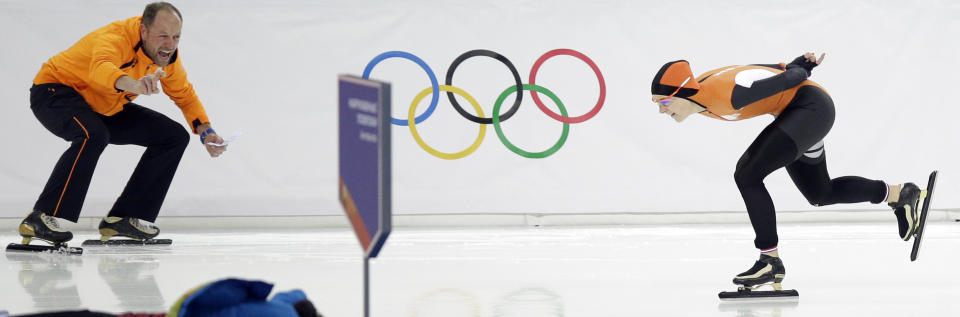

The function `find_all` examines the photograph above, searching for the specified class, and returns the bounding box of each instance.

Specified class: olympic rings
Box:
[363,51,439,126]
[529,49,606,123]
[492,84,569,158]
[445,49,523,124]
[408,85,486,160]
[361,49,604,159]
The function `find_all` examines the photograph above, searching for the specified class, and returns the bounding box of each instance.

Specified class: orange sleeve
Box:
[161,54,209,133]
[88,34,130,94]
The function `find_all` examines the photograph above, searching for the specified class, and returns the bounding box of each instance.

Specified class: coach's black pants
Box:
[29,84,189,223]
[734,86,887,250]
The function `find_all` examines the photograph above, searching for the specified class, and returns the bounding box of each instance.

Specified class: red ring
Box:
[528,49,606,124]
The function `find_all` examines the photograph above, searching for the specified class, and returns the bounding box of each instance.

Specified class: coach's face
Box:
[140,10,181,67]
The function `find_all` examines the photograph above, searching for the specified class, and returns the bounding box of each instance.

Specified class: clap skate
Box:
[81,216,171,246]
[890,182,921,241]
[908,171,938,261]
[719,254,798,300]
[5,210,82,255]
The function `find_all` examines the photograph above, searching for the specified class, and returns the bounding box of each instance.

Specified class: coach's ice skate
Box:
[719,254,798,299]
[98,216,159,241]
[889,182,921,241]
[5,210,82,254]
[18,210,73,245]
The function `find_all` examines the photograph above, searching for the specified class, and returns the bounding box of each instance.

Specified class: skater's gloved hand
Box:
[785,52,825,76]
[199,123,227,158]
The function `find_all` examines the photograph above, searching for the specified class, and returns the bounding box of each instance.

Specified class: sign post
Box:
[338,75,391,317]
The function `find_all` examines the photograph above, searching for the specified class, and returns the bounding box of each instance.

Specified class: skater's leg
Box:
[101,103,189,223]
[737,85,836,250]
[785,146,887,206]
[732,130,796,289]
[786,142,920,240]
[734,125,799,250]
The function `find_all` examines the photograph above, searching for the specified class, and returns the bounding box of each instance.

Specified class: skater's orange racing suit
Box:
[33,16,209,132]
[689,64,825,121]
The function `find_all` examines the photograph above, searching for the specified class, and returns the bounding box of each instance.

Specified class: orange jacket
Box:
[33,16,209,133]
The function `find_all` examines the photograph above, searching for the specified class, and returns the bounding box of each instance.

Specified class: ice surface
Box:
[1,221,959,316]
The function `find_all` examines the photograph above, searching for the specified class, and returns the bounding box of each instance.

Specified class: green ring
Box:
[492,84,570,158]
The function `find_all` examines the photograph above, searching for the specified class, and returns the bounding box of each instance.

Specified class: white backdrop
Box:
[0,0,957,218]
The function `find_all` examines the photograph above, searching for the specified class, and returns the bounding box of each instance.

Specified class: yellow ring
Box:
[408,85,486,160]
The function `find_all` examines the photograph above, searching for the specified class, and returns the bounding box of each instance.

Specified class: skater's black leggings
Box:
[734,86,887,250]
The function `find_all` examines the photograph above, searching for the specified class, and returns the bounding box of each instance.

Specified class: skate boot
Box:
[98,216,159,241]
[720,254,799,299]
[733,254,786,290]
[18,210,73,246]
[890,183,921,241]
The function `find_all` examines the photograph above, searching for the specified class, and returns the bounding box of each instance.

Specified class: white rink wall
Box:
[0,0,957,217]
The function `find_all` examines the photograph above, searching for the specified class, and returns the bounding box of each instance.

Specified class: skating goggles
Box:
[654,76,692,106]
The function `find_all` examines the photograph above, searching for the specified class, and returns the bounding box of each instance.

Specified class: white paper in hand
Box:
[206,131,241,147]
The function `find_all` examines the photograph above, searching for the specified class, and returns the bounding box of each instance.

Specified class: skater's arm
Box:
[731,52,825,109]
[785,52,825,76]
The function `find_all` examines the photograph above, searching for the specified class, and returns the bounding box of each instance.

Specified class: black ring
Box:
[445,49,523,124]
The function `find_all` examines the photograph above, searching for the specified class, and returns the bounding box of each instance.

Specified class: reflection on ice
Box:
[409,288,480,317]
[97,255,165,312]
[5,252,83,311]
[718,297,799,317]
[493,288,564,317]
[1,221,958,316]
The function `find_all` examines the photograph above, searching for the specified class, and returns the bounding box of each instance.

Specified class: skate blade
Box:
[82,238,172,246]
[5,243,83,255]
[737,281,783,291]
[719,289,799,300]
[910,170,938,262]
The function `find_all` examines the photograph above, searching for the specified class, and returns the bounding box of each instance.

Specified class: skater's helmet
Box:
[651,60,700,99]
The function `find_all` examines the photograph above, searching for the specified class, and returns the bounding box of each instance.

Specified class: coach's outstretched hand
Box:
[114,68,166,96]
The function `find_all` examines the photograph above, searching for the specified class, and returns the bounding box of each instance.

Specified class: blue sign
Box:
[338,75,391,258]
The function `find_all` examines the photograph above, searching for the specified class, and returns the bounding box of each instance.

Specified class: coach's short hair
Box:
[142,2,182,28]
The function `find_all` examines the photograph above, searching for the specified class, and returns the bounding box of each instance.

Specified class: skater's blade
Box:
[81,239,172,246]
[719,289,799,300]
[5,243,83,255]
[911,170,938,261]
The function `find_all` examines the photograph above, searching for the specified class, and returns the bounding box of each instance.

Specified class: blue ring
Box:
[362,51,439,126]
